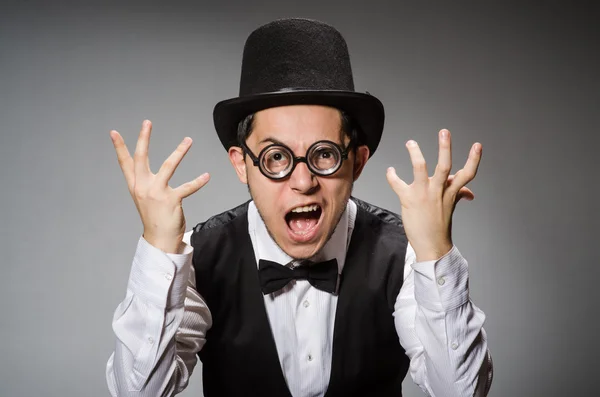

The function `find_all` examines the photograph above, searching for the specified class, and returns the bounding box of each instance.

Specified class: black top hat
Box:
[213,18,385,157]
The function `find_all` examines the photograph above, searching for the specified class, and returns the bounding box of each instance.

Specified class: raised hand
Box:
[386,129,482,262]
[110,120,210,253]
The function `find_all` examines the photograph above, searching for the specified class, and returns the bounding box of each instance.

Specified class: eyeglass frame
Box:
[240,139,353,180]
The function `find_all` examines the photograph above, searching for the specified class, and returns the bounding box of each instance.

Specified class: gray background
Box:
[1,1,598,396]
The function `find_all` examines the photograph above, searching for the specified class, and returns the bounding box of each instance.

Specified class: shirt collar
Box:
[248,199,357,274]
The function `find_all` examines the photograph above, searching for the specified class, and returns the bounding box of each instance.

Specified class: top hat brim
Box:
[213,90,384,158]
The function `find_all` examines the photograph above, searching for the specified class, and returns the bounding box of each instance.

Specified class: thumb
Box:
[386,167,408,196]
[456,186,475,202]
[176,172,211,199]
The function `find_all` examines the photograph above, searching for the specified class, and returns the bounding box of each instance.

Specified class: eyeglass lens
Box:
[259,141,342,178]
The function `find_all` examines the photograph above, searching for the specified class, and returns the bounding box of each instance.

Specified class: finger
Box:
[175,173,210,199]
[448,143,482,194]
[445,174,475,201]
[433,129,452,187]
[134,120,152,177]
[110,130,135,191]
[456,186,475,201]
[445,174,456,188]
[406,140,428,185]
[386,167,409,196]
[157,137,193,185]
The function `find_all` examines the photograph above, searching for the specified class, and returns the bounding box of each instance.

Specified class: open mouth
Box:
[285,204,323,242]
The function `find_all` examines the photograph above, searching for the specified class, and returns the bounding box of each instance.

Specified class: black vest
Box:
[191,197,410,397]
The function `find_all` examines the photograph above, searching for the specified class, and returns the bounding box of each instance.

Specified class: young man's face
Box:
[229,105,369,260]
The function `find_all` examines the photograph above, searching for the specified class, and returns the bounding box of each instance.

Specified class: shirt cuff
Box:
[411,245,469,312]
[127,236,194,309]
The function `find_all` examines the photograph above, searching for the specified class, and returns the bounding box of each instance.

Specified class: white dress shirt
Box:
[106,199,492,396]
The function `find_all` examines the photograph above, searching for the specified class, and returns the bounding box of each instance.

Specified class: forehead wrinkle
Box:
[251,109,346,153]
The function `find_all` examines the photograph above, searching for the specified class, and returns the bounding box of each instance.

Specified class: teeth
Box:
[291,204,320,213]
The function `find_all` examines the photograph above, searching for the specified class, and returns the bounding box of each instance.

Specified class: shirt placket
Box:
[294,278,324,397]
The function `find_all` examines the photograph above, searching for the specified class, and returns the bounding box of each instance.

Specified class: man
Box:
[106,18,492,396]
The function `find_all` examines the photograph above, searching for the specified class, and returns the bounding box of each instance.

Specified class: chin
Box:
[280,239,325,261]
[249,183,351,261]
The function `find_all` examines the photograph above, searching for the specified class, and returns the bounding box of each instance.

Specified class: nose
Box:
[288,161,318,194]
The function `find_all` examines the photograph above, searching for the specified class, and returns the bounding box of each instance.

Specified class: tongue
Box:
[287,212,318,233]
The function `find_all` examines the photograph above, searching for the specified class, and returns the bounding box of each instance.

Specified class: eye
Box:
[261,146,292,175]
[267,150,288,162]
[317,149,334,159]
[310,144,340,171]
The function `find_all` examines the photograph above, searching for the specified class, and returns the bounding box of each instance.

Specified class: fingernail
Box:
[474,143,482,153]
[143,120,150,127]
[441,129,449,139]
[183,137,192,144]
[407,140,417,147]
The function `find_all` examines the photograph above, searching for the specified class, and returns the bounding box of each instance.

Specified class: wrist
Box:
[413,241,453,262]
[143,233,185,254]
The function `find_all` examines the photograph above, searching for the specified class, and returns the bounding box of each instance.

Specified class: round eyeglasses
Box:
[241,140,352,180]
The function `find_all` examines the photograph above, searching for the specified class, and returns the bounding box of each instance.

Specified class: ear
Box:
[352,145,370,181]
[228,146,248,184]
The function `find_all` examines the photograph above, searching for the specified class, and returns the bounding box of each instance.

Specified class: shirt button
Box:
[164,273,173,281]
[147,337,154,345]
[451,342,458,350]
[303,300,310,308]
[437,277,446,286]
[308,354,313,361]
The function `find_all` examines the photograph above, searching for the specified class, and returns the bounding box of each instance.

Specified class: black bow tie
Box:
[258,258,339,295]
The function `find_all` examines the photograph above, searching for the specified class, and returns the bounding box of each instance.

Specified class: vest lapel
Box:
[237,215,294,397]
[324,206,368,396]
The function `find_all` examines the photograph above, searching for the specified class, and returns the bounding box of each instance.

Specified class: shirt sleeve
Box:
[394,243,493,396]
[106,232,212,396]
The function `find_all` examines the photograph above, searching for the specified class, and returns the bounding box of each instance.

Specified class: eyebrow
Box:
[258,136,345,148]
[258,137,289,146]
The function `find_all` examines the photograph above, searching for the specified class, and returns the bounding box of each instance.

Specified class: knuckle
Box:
[179,182,192,193]
[413,161,427,172]
[117,155,131,167]
[436,163,451,174]
[462,170,475,180]
[192,179,205,191]
[133,186,147,200]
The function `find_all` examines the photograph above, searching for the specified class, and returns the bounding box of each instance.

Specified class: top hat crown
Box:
[213,18,385,157]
